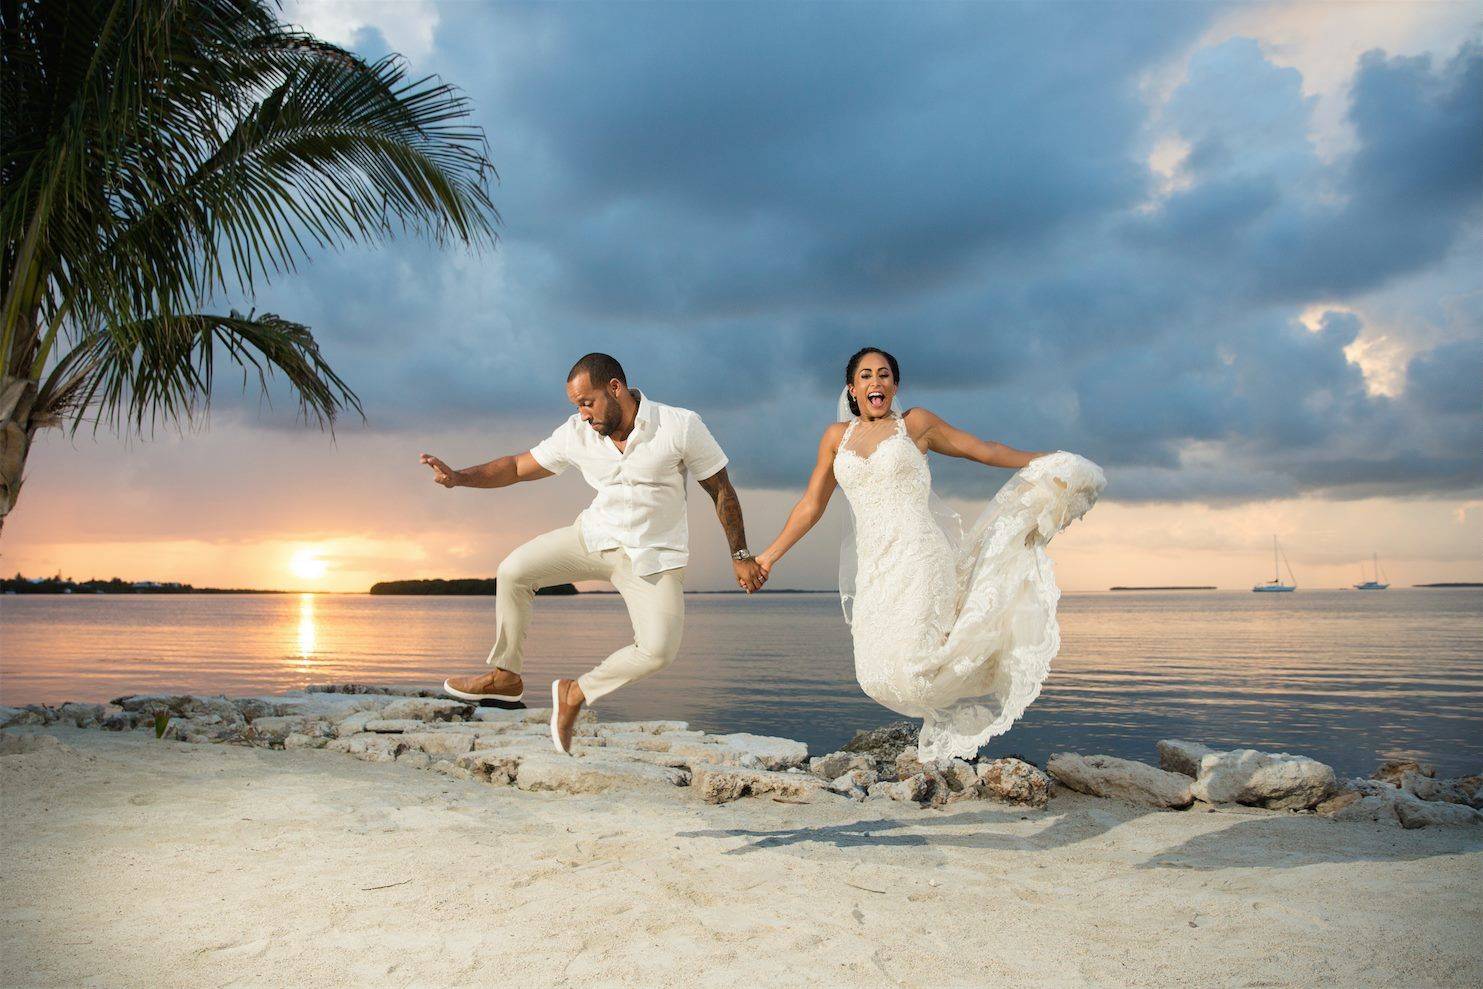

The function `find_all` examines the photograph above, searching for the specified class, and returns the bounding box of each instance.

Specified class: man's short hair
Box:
[568,353,627,387]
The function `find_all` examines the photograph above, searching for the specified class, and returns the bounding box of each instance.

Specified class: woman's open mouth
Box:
[866,390,886,410]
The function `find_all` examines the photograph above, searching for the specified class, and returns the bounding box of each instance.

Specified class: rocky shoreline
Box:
[3,685,1479,829]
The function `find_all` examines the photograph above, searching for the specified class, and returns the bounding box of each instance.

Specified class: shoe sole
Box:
[550,680,569,755]
[443,679,523,703]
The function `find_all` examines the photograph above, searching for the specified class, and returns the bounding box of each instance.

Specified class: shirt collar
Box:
[632,389,652,430]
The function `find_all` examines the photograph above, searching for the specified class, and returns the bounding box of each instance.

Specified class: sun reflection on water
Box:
[296,593,317,664]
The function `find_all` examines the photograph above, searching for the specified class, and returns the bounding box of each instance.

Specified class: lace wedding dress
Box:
[832,413,1106,762]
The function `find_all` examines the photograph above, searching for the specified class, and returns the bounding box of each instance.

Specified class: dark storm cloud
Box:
[229,5,1480,504]
[1132,38,1483,302]
[1408,338,1483,416]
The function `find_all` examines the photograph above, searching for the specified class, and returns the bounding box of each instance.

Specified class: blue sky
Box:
[9,1,1482,592]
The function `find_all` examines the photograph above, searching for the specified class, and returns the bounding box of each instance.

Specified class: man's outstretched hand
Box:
[734,557,767,594]
[420,453,461,488]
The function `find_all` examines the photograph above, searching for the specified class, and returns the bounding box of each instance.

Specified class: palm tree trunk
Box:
[0,374,40,538]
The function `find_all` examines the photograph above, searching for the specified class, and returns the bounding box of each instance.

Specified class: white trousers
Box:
[486,522,686,704]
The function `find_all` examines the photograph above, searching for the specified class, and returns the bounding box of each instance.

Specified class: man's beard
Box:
[592,409,620,435]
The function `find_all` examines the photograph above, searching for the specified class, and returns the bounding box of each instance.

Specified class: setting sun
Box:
[289,549,329,582]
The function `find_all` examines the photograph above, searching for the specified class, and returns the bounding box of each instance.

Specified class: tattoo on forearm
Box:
[716,484,747,553]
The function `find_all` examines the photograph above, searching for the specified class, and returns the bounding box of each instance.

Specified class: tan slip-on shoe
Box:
[443,670,524,703]
[549,680,569,754]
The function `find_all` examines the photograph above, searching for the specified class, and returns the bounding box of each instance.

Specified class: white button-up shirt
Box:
[528,392,729,576]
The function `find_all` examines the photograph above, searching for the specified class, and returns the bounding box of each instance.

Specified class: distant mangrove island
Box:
[2,574,286,595]
[368,579,579,596]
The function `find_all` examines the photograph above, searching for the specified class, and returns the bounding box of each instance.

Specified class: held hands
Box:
[733,557,767,594]
[420,453,461,488]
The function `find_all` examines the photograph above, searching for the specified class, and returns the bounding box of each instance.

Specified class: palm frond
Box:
[2,0,498,438]
[41,309,362,435]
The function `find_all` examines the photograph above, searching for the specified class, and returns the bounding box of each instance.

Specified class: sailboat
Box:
[1252,535,1297,592]
[1354,552,1390,590]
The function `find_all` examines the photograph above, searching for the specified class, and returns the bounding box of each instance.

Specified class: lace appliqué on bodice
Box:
[833,414,1106,762]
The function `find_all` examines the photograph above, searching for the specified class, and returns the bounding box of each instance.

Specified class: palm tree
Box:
[0,0,498,533]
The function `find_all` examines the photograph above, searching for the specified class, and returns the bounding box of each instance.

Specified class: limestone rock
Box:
[939,759,979,793]
[1371,759,1436,785]
[433,760,473,781]
[244,716,331,748]
[102,711,138,731]
[471,707,548,726]
[1048,752,1194,809]
[888,773,934,804]
[1341,794,1406,824]
[111,694,242,721]
[1191,749,1336,810]
[283,732,329,750]
[841,722,918,764]
[175,719,248,745]
[1,705,56,727]
[666,733,808,772]
[1394,791,1483,829]
[577,730,705,753]
[326,733,406,763]
[305,683,442,697]
[515,752,689,794]
[455,750,522,784]
[1157,739,1216,778]
[1457,775,1483,809]
[58,703,108,728]
[824,768,879,796]
[400,732,477,758]
[713,732,808,769]
[893,750,928,781]
[596,720,689,736]
[377,698,474,722]
[977,758,1054,808]
[396,749,433,770]
[576,746,692,771]
[809,751,877,779]
[361,719,431,734]
[1329,794,1396,824]
[232,698,283,721]
[334,711,381,737]
[1400,771,1472,805]
[692,766,825,804]
[1314,790,1361,816]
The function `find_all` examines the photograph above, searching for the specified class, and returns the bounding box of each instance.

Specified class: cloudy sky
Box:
[7,0,1481,592]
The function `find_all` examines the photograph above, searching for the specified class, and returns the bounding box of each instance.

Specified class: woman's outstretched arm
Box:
[756,423,847,575]
[906,408,1048,469]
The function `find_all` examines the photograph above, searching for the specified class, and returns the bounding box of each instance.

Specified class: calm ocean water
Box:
[2,589,1480,778]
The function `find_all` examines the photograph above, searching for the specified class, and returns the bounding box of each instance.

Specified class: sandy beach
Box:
[2,708,1480,989]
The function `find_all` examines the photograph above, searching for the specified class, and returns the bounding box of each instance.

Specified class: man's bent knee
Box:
[632,631,682,675]
[496,554,539,589]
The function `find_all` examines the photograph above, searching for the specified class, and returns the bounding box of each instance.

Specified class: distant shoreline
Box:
[3,581,295,596]
[1109,585,1217,591]
[368,579,577,596]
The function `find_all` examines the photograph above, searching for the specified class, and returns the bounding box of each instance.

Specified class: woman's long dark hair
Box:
[844,347,901,416]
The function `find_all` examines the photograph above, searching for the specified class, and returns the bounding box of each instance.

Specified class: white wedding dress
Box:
[832,412,1106,762]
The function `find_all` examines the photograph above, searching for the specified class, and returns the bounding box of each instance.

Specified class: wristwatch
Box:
[732,549,754,561]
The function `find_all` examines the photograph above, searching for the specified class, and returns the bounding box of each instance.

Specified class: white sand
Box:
[2,726,1479,988]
